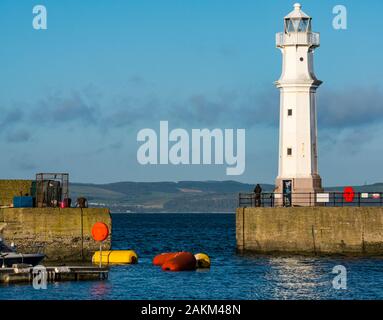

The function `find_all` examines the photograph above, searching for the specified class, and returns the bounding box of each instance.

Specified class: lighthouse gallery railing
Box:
[276,32,320,48]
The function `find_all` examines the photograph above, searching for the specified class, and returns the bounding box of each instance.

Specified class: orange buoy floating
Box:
[161,252,197,272]
[153,252,178,266]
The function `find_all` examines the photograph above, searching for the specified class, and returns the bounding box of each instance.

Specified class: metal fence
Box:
[36,173,69,208]
[238,192,383,208]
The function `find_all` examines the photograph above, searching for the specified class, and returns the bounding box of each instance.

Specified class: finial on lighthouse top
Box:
[285,3,310,19]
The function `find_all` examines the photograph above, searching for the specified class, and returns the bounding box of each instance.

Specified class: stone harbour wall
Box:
[237,207,383,255]
[0,207,112,262]
[0,180,33,206]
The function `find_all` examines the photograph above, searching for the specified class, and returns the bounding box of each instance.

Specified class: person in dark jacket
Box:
[254,184,262,207]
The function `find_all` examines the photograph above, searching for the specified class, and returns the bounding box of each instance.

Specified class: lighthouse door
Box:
[283,180,292,207]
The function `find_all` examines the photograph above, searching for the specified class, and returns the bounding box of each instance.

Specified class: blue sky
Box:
[1,0,382,186]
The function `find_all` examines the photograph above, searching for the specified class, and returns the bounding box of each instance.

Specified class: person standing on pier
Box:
[254,184,262,207]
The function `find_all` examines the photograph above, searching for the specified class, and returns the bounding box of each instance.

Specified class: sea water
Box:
[1,213,383,300]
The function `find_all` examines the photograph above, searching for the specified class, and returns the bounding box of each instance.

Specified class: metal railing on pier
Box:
[238,192,383,208]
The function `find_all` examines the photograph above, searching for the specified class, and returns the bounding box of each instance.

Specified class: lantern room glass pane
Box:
[307,19,312,31]
[292,19,300,32]
[285,19,295,33]
[298,18,310,32]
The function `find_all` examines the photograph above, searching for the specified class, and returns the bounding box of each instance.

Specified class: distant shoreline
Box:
[70,181,383,214]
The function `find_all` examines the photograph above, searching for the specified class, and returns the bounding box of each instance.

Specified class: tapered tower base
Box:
[275,175,323,207]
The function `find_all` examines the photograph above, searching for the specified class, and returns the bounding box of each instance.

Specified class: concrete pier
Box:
[236,207,383,255]
[0,207,112,262]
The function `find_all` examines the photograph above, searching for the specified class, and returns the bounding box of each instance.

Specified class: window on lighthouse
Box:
[287,148,293,156]
[285,18,311,33]
[292,19,300,32]
[298,18,311,32]
[285,19,296,33]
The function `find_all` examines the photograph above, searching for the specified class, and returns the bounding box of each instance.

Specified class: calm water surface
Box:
[1,213,383,300]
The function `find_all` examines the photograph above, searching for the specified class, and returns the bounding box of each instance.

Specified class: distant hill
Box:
[69,181,383,213]
[69,181,274,213]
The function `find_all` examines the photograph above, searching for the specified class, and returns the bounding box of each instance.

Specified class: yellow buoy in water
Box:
[92,250,138,265]
[194,253,210,268]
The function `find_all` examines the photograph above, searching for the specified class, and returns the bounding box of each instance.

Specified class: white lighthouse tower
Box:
[275,3,323,205]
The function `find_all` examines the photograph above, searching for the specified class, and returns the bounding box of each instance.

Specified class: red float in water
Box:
[343,187,355,203]
[161,252,197,272]
[153,252,178,266]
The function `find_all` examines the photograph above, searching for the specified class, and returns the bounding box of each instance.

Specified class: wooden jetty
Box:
[0,265,108,284]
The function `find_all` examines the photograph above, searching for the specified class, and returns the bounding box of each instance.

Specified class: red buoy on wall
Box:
[92,222,109,242]
[343,187,355,203]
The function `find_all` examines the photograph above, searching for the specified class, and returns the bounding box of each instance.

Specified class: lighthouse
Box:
[275,3,323,206]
